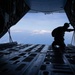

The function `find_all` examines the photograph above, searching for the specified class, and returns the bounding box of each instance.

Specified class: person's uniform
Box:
[52,26,74,50]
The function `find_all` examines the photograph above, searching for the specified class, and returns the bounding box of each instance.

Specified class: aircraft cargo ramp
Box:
[0,44,75,75]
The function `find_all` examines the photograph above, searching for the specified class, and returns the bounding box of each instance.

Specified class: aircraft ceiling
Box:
[25,0,67,13]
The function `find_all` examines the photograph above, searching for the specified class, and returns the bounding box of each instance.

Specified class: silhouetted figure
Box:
[51,23,74,64]
[52,23,74,50]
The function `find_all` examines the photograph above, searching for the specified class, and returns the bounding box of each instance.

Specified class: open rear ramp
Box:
[0,44,75,75]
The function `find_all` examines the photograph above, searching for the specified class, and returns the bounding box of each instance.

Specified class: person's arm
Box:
[66,29,74,32]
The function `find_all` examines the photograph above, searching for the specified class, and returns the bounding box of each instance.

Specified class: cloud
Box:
[32,30,51,34]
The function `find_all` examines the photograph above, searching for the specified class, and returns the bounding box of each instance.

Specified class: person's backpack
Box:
[51,28,58,37]
[52,26,64,37]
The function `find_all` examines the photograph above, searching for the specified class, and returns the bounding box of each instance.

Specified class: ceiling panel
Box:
[25,0,67,12]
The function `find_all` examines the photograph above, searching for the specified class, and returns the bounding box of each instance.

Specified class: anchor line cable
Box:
[71,31,75,45]
[8,29,13,42]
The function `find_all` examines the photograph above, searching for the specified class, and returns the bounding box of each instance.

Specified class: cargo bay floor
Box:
[0,44,75,75]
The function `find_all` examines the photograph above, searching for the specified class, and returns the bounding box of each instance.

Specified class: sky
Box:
[0,12,74,45]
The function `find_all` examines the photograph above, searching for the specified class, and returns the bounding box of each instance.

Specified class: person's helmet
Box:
[64,23,69,28]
